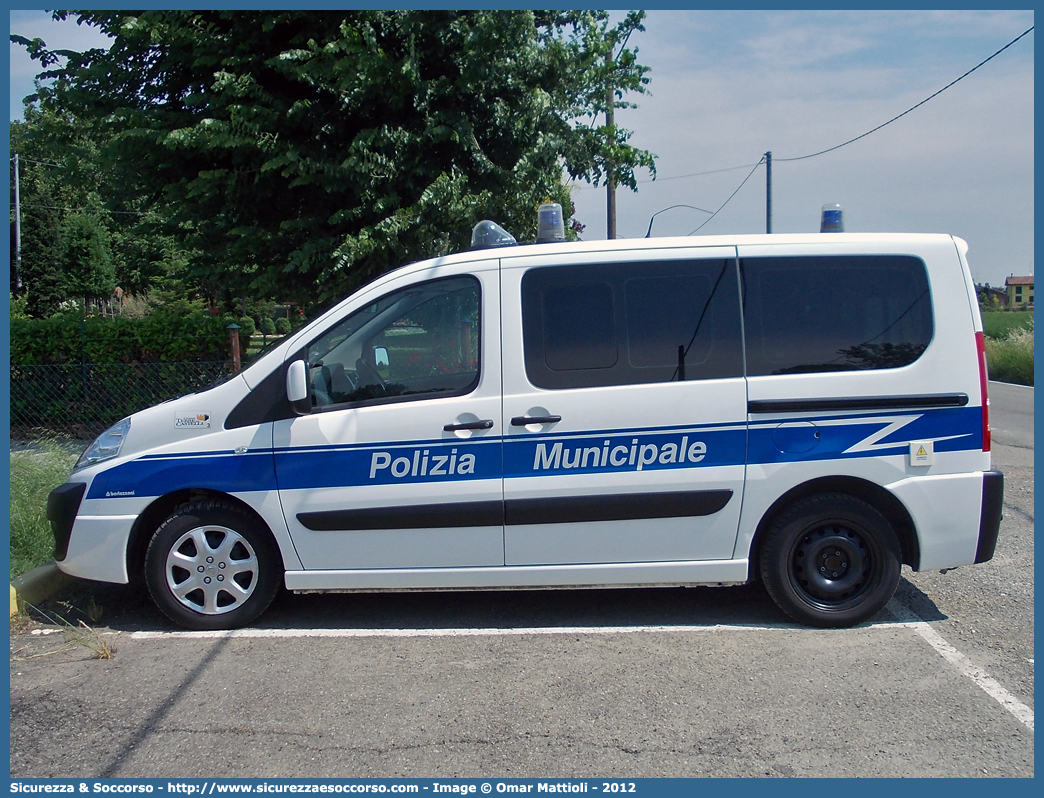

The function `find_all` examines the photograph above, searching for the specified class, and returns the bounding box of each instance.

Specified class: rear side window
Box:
[742,255,933,376]
[522,259,744,389]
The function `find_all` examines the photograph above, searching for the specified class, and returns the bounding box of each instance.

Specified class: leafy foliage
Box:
[10,107,203,317]
[10,310,234,364]
[60,213,115,303]
[17,11,656,309]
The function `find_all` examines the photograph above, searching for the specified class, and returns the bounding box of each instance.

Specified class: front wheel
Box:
[145,501,281,630]
[760,493,901,628]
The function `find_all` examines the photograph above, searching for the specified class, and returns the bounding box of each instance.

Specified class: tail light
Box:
[975,331,991,452]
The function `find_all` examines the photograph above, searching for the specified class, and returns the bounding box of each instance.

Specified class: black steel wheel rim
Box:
[788,522,877,609]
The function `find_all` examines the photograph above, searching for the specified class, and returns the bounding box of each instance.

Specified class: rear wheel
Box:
[760,493,901,628]
[145,501,281,630]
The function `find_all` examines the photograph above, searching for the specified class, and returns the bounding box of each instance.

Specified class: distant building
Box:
[1004,275,1034,308]
[977,284,1007,309]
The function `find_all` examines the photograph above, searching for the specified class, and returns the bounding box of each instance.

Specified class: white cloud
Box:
[7,10,1032,283]
[571,10,1034,284]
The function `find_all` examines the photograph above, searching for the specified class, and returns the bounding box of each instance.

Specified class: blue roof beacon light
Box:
[821,203,844,233]
[470,220,518,250]
[536,201,566,243]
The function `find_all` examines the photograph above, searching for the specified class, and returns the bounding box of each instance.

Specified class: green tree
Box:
[17,10,656,310]
[60,212,116,311]
[11,105,202,316]
[11,112,80,316]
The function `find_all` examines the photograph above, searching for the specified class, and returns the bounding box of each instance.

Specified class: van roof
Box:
[409,231,963,271]
[325,231,961,307]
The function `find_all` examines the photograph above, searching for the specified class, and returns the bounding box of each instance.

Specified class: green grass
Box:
[10,439,79,580]
[984,318,1034,386]
[982,309,1034,338]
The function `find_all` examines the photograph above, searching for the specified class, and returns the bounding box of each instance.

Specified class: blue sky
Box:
[8,9,1035,286]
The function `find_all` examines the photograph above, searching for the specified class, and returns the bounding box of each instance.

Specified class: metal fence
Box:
[10,361,238,440]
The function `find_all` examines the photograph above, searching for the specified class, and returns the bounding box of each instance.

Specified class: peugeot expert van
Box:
[48,232,1003,630]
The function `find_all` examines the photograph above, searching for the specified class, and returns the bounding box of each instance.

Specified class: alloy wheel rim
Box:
[164,525,259,615]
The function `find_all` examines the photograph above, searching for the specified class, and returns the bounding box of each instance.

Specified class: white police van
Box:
[48,227,1003,630]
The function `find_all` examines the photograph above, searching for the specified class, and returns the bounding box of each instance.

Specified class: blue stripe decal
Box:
[747,405,981,465]
[273,438,502,489]
[85,406,982,499]
[86,451,278,500]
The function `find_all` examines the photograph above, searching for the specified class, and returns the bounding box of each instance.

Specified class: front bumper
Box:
[47,481,138,584]
[46,482,87,561]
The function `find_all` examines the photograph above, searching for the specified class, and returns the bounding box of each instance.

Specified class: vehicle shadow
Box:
[890,575,948,622]
[25,572,945,634]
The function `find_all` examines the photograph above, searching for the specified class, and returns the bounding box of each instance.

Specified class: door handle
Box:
[443,419,494,432]
[510,415,562,426]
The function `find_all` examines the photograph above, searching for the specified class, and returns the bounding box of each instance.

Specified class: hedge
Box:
[10,310,235,365]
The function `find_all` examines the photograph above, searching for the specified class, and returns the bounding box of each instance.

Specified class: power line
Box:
[777,25,1034,163]
[10,156,65,169]
[574,24,1033,188]
[686,157,765,235]
[14,202,145,216]
[638,162,764,184]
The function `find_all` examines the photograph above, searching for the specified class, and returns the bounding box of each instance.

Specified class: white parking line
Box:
[131,615,1034,733]
[891,613,1034,733]
[129,620,911,641]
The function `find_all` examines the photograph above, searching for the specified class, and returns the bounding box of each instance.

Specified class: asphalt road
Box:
[9,383,1033,778]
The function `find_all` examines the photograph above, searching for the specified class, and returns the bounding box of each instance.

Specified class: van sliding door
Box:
[501,247,747,566]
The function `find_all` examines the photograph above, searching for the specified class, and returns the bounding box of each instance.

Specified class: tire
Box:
[759,493,901,628]
[144,500,281,630]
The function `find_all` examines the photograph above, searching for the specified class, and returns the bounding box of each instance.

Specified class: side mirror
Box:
[286,359,311,415]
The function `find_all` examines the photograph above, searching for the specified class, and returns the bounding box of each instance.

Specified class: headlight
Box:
[75,417,131,470]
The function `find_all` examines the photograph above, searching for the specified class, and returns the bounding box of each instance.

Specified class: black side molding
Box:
[299,501,503,531]
[975,470,1004,564]
[298,490,734,531]
[506,489,733,526]
[748,393,969,414]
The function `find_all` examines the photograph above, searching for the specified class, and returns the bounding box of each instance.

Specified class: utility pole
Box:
[603,20,641,240]
[605,57,617,240]
[13,153,22,291]
[765,151,772,234]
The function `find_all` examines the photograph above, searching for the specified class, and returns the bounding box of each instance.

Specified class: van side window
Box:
[542,281,618,371]
[742,255,933,376]
[308,276,480,408]
[522,259,743,389]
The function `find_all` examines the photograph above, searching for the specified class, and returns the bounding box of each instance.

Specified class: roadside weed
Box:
[9,437,78,579]
[985,318,1034,386]
[18,601,117,660]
